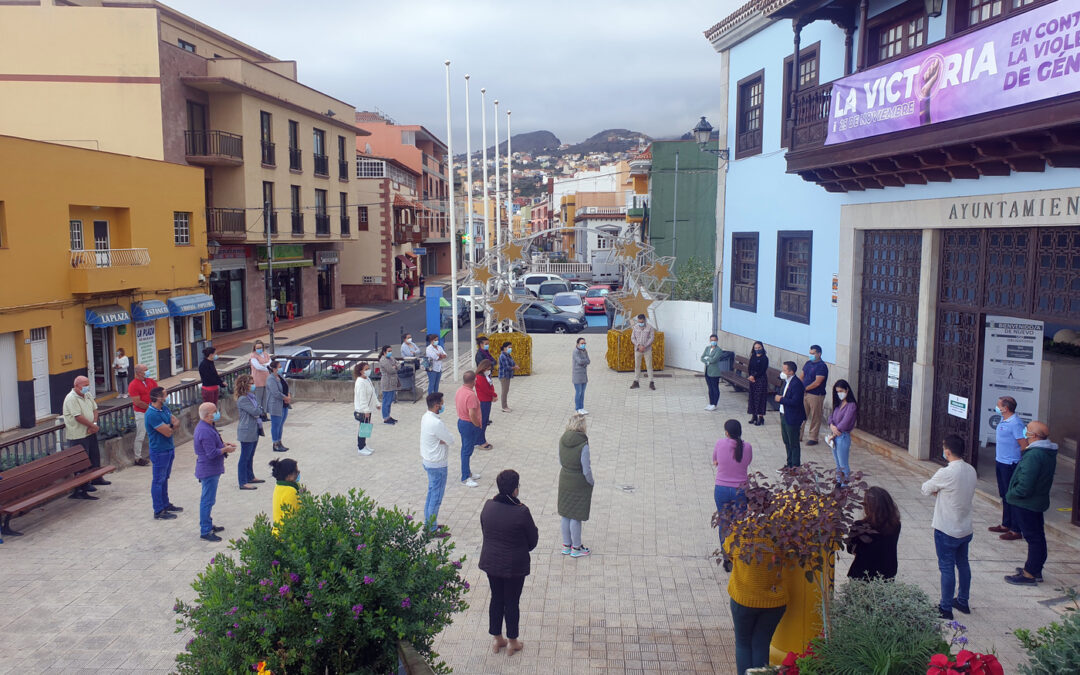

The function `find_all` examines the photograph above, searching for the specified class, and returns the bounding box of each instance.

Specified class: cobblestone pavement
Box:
[1,334,1079,673]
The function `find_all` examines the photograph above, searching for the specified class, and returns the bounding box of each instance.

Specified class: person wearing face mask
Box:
[572,337,590,415]
[234,374,265,490]
[250,340,272,421]
[746,341,769,426]
[800,345,829,446]
[62,375,108,500]
[825,380,858,481]
[127,364,157,466]
[377,345,400,425]
[265,360,291,452]
[353,362,379,456]
[1005,420,1058,587]
[198,346,225,404]
[630,313,656,390]
[420,392,455,536]
[921,434,977,619]
[269,457,301,536]
[475,359,497,449]
[193,402,236,542]
[989,396,1026,541]
[475,336,491,367]
[701,334,724,411]
[425,333,448,394]
[774,361,806,468]
[497,341,519,412]
[112,348,130,399]
[146,385,183,519]
[401,333,422,365]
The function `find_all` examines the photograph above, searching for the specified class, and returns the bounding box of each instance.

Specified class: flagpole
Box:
[506,109,513,282]
[444,59,459,382]
[464,74,476,352]
[480,87,491,333]
[493,99,501,276]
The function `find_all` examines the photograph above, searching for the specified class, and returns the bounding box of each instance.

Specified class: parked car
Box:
[456,285,487,317]
[510,284,534,299]
[583,285,611,314]
[537,281,571,301]
[551,291,585,316]
[569,281,590,298]
[276,345,319,379]
[520,300,585,334]
[523,273,564,296]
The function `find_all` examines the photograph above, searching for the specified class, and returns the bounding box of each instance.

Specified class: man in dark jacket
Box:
[475,336,491,366]
[1004,420,1058,586]
[775,361,806,468]
[479,469,539,656]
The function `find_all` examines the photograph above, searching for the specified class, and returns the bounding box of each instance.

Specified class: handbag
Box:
[357,422,373,438]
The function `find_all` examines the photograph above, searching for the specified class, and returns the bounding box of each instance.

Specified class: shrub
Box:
[796,577,948,675]
[1015,586,1080,674]
[173,489,468,674]
[670,256,714,302]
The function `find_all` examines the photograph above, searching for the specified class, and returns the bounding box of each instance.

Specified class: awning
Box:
[85,305,131,327]
[131,300,170,322]
[395,254,416,269]
[167,293,216,317]
[257,259,314,271]
[403,250,419,258]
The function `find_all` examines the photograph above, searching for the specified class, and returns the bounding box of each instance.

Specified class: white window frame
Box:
[173,211,191,245]
[70,219,84,250]
[356,158,387,178]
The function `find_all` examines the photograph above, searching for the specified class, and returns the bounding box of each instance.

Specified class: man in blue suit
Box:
[775,361,806,468]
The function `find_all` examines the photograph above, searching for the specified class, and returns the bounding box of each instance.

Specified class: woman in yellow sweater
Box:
[727,537,788,675]
[270,457,300,534]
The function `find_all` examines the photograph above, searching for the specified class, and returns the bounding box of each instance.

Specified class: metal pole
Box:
[264,200,276,354]
[481,88,491,334]
[506,110,513,282]
[465,75,476,351]
[493,99,501,276]
[444,60,459,381]
[672,151,679,264]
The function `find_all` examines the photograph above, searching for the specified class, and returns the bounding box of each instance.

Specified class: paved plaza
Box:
[1,334,1079,674]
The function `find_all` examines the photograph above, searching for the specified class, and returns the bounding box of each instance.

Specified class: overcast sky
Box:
[164,0,739,145]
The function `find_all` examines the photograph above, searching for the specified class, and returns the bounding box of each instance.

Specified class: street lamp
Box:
[924,0,943,17]
[692,116,729,160]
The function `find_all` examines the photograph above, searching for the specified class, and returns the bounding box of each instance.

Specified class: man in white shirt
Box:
[420,391,454,537]
[425,334,447,395]
[921,433,978,620]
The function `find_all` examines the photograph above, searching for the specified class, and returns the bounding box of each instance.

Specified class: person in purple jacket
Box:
[826,380,858,481]
[193,402,236,542]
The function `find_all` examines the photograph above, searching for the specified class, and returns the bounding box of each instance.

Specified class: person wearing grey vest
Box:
[558,413,594,558]
[571,337,590,415]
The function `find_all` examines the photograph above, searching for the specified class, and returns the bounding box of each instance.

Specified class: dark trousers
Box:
[705,375,721,406]
[355,413,371,450]
[479,400,492,444]
[487,574,526,639]
[730,599,786,675]
[780,419,801,467]
[1014,505,1048,577]
[67,435,101,468]
[995,461,1019,531]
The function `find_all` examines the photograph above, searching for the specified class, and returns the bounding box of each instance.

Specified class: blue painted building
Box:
[705,0,1080,495]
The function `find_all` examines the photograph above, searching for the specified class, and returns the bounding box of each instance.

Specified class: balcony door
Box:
[93,220,110,268]
[90,326,114,394]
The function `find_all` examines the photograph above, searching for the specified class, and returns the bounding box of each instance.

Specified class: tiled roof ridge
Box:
[703,0,773,42]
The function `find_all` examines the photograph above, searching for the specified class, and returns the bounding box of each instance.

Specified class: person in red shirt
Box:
[475,360,497,450]
[127,363,157,466]
[454,371,483,487]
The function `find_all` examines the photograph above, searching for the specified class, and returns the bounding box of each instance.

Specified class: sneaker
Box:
[1015,567,1044,582]
[383,419,396,425]
[1005,572,1039,586]
[501,407,512,413]
[358,448,373,456]
[470,472,482,480]
[165,504,184,513]
[649,381,655,390]
[705,405,716,411]
[154,511,177,520]
[200,532,222,542]
[953,599,971,614]
[212,525,225,533]
[938,606,954,620]
[577,409,589,415]
[561,545,572,555]
[570,546,591,558]
[388,417,399,423]
[462,478,479,488]
[83,484,97,492]
[630,381,640,389]
[133,458,150,466]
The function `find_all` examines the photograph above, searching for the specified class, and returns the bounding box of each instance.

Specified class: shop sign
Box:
[256,244,305,261]
[317,250,340,265]
[979,315,1043,443]
[887,360,900,388]
[212,246,247,259]
[413,247,427,255]
[826,1,1080,145]
[135,321,158,380]
[948,394,969,419]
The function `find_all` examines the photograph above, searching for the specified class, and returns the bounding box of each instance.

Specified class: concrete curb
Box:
[282,310,391,346]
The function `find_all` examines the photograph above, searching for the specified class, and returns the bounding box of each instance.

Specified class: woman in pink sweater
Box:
[713,419,753,552]
[826,379,858,481]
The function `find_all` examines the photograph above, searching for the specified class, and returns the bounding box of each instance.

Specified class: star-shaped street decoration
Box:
[643,258,674,286]
[469,264,495,286]
[487,292,524,328]
[614,238,644,262]
[499,239,527,263]
[615,286,654,321]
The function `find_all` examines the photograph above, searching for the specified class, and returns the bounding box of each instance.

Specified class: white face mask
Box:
[837,391,847,400]
[780,372,789,381]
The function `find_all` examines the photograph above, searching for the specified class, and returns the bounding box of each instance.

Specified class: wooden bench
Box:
[0,446,115,537]
[718,356,784,407]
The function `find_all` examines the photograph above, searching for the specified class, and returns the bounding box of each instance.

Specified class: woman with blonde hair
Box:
[234,373,264,490]
[557,413,594,558]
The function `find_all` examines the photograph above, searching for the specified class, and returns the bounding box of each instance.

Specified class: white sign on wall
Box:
[887,360,900,388]
[979,315,1043,444]
[948,394,969,419]
[135,321,158,381]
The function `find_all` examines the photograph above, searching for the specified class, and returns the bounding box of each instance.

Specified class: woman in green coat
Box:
[558,413,594,559]
[702,334,725,411]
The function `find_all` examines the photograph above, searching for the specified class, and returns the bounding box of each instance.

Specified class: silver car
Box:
[551,291,585,316]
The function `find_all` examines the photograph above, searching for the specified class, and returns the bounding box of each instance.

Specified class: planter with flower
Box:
[173,489,469,674]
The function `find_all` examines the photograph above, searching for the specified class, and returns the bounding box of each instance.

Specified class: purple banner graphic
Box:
[826,0,1080,145]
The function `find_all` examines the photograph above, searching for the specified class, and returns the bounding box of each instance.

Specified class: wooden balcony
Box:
[184,130,243,166]
[69,248,151,294]
[207,208,247,242]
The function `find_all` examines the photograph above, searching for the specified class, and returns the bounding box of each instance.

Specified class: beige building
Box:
[0,0,368,334]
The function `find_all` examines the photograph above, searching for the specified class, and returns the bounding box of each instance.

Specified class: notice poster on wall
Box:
[135,321,158,381]
[979,315,1043,444]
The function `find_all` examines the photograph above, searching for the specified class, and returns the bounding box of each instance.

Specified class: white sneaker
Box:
[705,405,716,411]
[577,409,589,415]
[358,448,373,456]
[470,472,482,480]
[462,478,479,487]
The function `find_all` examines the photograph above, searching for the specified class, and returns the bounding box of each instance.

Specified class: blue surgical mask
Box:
[942,450,948,460]
[578,344,586,350]
[249,384,256,393]
[256,348,264,355]
[1023,427,1029,440]
[437,405,445,414]
[80,385,90,395]
[809,353,818,361]
[506,347,512,354]
[212,411,221,422]
[709,341,718,347]
[295,472,301,482]
[482,344,489,350]
[638,321,646,326]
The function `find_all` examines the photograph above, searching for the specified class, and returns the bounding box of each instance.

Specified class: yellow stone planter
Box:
[606,329,664,372]
[481,333,533,376]
[769,553,834,665]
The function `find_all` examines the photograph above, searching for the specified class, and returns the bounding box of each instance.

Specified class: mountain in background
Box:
[482,130,561,157]
[564,128,652,155]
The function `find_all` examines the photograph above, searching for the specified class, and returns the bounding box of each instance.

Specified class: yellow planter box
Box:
[480,333,532,376]
[606,329,664,372]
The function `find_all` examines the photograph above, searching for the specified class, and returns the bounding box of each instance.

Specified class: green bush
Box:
[670,256,714,302]
[173,489,469,674]
[1016,587,1080,674]
[798,577,948,675]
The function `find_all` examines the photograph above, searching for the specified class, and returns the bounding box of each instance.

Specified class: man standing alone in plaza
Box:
[62,375,110,499]
[420,392,454,536]
[630,313,655,390]
[455,371,483,488]
[1005,420,1058,586]
[127,364,156,466]
[989,396,1026,541]
[146,386,183,520]
[921,434,977,619]
[800,345,828,445]
[775,361,806,468]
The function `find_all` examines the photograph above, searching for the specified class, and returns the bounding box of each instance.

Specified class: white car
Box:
[522,273,564,296]
[456,285,487,316]
[570,281,590,298]
[551,291,585,316]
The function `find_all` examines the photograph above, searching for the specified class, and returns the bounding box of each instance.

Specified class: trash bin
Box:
[717,350,734,373]
[397,363,419,402]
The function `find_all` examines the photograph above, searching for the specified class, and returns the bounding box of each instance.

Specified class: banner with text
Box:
[979,316,1043,445]
[826,0,1080,145]
[135,321,158,381]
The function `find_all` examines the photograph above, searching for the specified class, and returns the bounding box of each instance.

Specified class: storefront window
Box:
[210,269,246,332]
[273,267,302,320]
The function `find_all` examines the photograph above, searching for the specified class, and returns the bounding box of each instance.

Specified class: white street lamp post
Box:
[493,99,501,275]
[464,74,476,352]
[481,87,491,333]
[444,60,458,381]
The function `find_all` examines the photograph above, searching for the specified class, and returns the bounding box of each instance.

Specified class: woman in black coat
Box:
[479,469,539,657]
[747,341,769,426]
[847,486,901,580]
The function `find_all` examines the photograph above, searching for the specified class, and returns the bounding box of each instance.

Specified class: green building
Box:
[647,140,718,275]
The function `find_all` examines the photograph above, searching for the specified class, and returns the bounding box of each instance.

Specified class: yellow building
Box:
[0,136,208,430]
[0,0,366,335]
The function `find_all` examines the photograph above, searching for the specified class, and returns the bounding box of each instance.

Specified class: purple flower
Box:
[260,627,266,635]
[186,638,195,647]
[210,557,216,564]
[259,578,271,587]
[262,594,271,601]
[352,603,364,615]
[356,543,367,550]
[304,597,313,606]
[233,622,240,629]
[315,637,322,644]
[463,581,470,590]
[271,560,280,567]
[317,580,327,589]
[226,630,234,638]
[289,573,299,583]
[451,561,462,569]
[401,597,412,609]
[326,610,333,617]
[404,515,414,521]
[278,585,290,596]
[225,606,239,616]
[363,575,374,585]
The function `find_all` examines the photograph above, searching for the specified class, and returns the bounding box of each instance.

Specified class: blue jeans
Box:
[199,474,220,535]
[1014,505,1048,577]
[934,528,972,611]
[270,413,286,444]
[995,461,1019,531]
[573,382,587,410]
[731,599,786,675]
[457,418,476,482]
[424,465,448,531]
[427,370,442,394]
[479,400,492,444]
[714,485,746,542]
[149,450,174,514]
[237,441,257,486]
[382,389,396,421]
[832,431,851,479]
